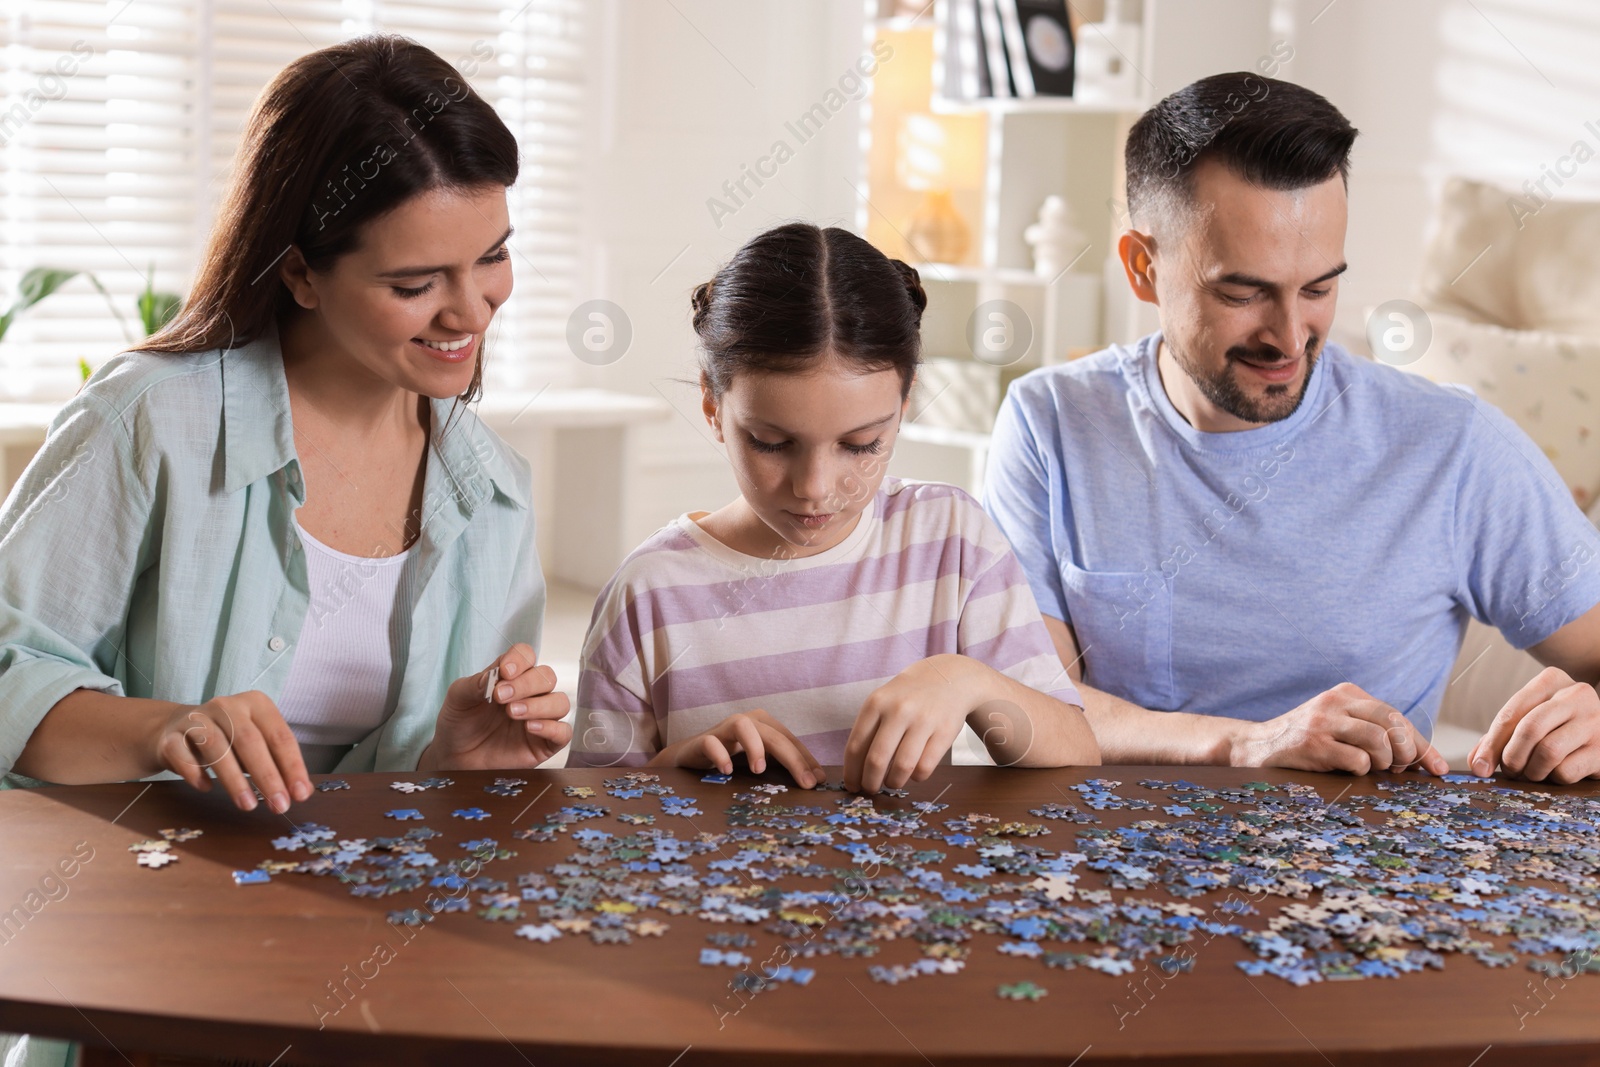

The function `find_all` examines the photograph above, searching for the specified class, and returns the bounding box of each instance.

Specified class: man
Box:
[982,72,1600,781]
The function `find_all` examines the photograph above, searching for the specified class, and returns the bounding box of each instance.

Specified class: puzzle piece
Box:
[997,981,1047,1001]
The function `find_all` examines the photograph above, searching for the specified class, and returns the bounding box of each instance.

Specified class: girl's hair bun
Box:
[889,258,926,316]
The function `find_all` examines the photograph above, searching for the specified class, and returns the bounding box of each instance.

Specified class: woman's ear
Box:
[699,373,724,442]
[279,247,319,311]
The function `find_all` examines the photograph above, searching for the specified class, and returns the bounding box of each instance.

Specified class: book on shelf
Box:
[940,0,1076,102]
[977,0,1014,98]
[1013,0,1075,97]
[994,0,1034,96]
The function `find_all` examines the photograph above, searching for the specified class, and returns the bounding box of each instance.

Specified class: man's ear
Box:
[1117,230,1159,307]
[279,247,319,311]
[699,373,724,443]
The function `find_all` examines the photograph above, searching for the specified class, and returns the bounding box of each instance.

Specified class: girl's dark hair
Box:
[143,34,519,406]
[692,223,926,399]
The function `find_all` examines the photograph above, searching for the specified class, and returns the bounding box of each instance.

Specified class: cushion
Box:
[1415,176,1600,336]
[1406,311,1600,512]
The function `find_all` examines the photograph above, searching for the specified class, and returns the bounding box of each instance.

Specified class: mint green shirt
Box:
[0,331,544,786]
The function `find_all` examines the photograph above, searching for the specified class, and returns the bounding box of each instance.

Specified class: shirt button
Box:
[268,636,286,652]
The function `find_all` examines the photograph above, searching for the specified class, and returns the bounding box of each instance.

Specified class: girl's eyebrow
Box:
[376,227,515,279]
[751,412,898,436]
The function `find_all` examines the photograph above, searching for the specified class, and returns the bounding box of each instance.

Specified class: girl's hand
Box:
[844,654,981,793]
[421,643,572,771]
[155,691,312,814]
[649,709,823,788]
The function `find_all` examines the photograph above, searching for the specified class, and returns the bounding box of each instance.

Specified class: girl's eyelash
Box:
[748,435,789,454]
[747,435,883,456]
[393,248,508,298]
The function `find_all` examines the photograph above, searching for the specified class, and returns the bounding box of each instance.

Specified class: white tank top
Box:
[278,517,421,771]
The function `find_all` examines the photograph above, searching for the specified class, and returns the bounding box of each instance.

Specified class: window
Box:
[0,0,582,399]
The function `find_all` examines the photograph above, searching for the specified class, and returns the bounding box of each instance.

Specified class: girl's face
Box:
[281,183,514,398]
[703,356,910,557]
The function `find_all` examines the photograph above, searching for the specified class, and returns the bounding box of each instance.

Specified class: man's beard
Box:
[1168,336,1322,425]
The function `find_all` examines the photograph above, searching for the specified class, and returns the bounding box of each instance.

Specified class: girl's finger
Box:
[860,718,911,794]
[694,733,735,776]
[727,716,768,775]
[842,708,883,793]
[912,726,951,782]
[883,723,934,790]
[754,723,817,788]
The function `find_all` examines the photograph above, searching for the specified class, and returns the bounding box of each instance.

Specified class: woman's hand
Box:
[844,654,982,793]
[154,691,312,814]
[648,708,823,788]
[420,643,572,772]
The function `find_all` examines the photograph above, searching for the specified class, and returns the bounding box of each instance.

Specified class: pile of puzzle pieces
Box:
[205,770,1600,996]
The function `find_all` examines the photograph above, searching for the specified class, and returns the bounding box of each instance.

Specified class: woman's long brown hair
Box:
[143,34,519,407]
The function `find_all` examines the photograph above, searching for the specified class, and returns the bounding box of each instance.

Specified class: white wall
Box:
[573,0,870,555]
[1286,0,1600,348]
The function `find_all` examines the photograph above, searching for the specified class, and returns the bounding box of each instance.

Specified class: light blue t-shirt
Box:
[981,332,1600,731]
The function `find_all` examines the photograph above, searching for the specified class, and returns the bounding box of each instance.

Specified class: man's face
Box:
[1140,158,1348,431]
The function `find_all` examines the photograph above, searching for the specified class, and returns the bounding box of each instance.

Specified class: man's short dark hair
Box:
[1124,72,1358,228]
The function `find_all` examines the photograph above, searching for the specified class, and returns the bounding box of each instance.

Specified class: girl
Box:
[569,223,1099,792]
[0,36,573,812]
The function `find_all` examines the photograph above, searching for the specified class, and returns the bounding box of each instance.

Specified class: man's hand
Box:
[1232,682,1449,775]
[1469,666,1600,783]
[420,643,571,772]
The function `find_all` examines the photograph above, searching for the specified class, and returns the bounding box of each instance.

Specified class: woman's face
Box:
[283,183,514,398]
[703,357,910,556]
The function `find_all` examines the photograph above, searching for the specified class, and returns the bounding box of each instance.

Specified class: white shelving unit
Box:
[857,0,1279,492]
[855,1,1141,496]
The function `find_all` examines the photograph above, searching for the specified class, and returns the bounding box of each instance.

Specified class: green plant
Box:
[137,265,182,337]
[0,265,182,384]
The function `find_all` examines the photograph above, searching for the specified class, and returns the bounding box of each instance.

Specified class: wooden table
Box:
[1,766,1597,1066]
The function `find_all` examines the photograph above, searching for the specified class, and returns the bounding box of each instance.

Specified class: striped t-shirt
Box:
[569,477,1081,768]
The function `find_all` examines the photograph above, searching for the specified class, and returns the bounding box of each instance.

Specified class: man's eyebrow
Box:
[376,227,514,279]
[752,411,899,436]
[1212,262,1348,289]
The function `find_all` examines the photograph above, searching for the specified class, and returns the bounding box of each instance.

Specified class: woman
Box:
[0,35,574,812]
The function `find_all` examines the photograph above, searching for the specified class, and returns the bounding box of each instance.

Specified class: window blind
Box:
[0,0,583,399]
